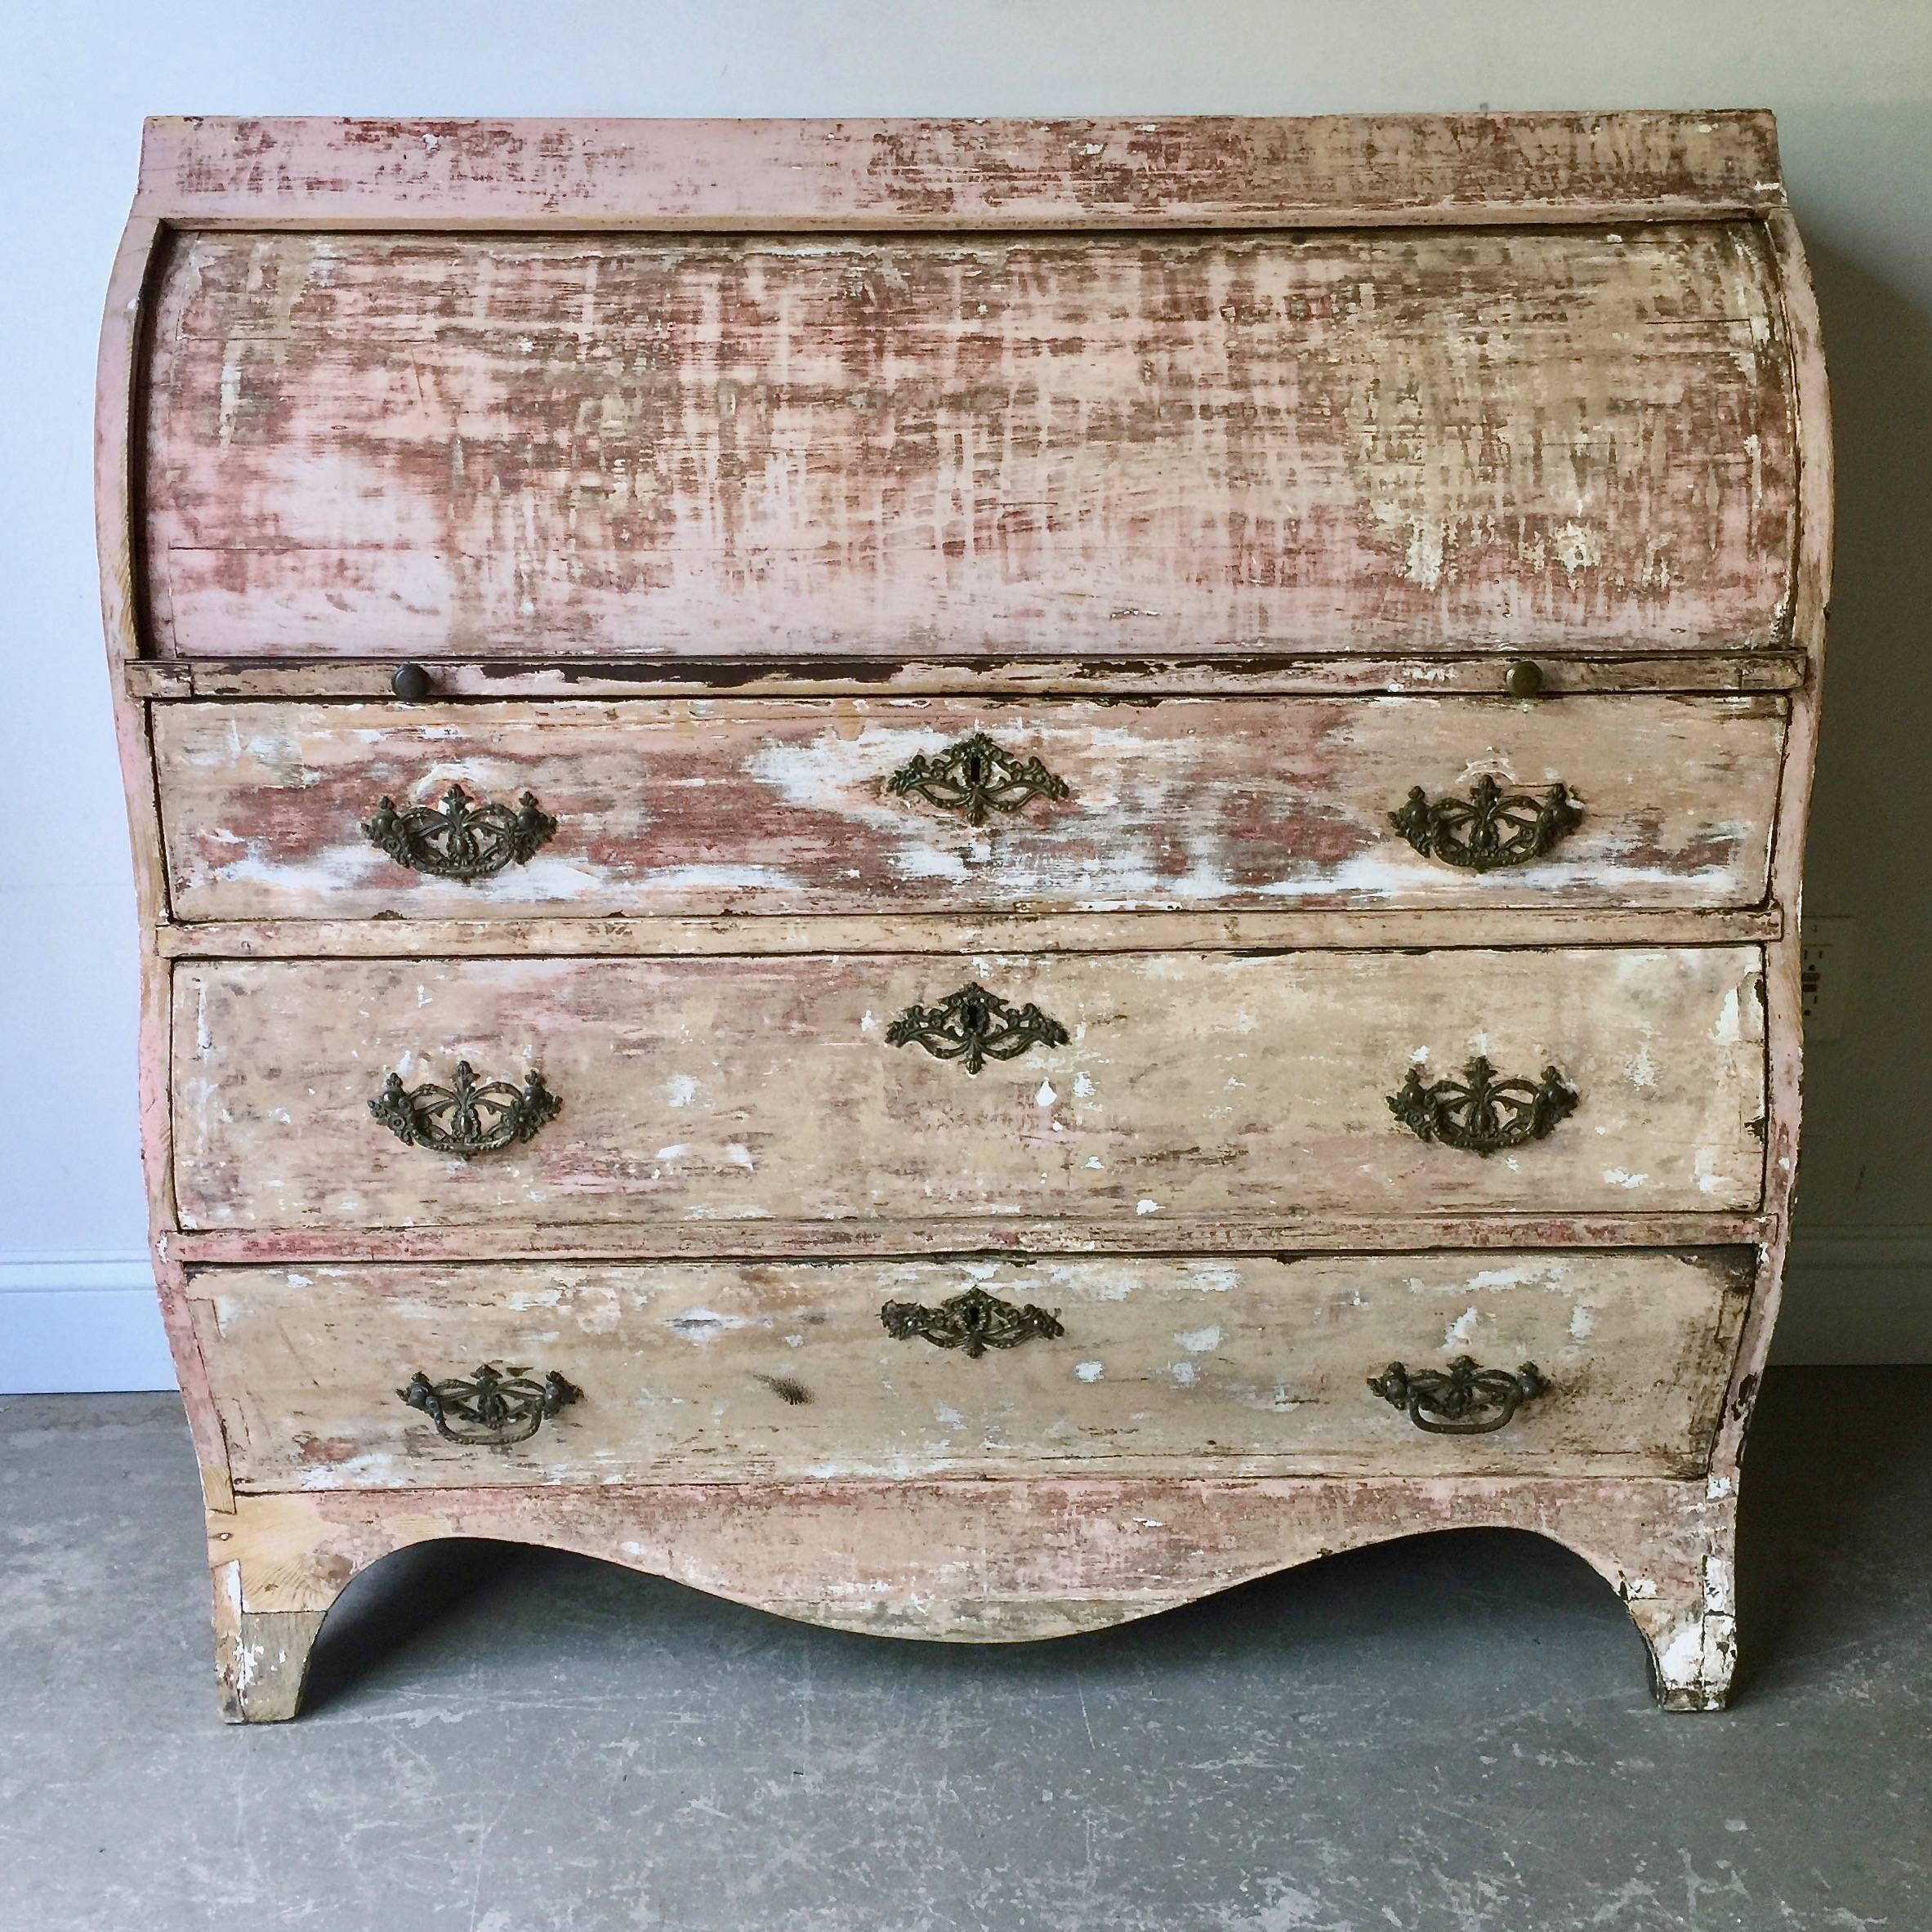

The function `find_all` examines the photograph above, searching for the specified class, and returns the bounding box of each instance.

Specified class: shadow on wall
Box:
[1786,233,1932,1240]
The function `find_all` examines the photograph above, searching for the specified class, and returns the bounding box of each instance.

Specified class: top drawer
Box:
[141,225,1796,662]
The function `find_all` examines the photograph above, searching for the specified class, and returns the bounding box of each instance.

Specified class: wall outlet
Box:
[1800,916,1855,1042]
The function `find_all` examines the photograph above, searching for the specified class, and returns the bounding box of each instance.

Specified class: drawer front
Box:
[155,696,1786,921]
[144,225,1794,660]
[190,1248,1751,1489]
[172,947,1765,1230]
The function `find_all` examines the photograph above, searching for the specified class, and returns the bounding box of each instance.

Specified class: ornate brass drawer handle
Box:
[1368,1357,1548,1435]
[881,1286,1064,1358]
[886,981,1069,1074]
[1389,1055,1577,1155]
[370,1061,562,1157]
[399,1363,582,1446]
[886,732,1071,826]
[1390,775,1582,872]
[364,783,557,880]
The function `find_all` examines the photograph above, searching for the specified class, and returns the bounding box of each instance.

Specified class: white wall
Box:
[4,1,1930,1390]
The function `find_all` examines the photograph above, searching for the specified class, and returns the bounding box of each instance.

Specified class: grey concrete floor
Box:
[0,1371,1926,1932]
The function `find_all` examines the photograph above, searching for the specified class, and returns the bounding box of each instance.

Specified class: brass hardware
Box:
[1389,1055,1577,1156]
[391,662,434,702]
[369,1061,561,1157]
[880,1286,1065,1357]
[1389,776,1582,871]
[364,784,557,881]
[1368,1357,1548,1434]
[886,982,1070,1074]
[1506,658,1545,699]
[399,1363,581,1446]
[886,732,1071,826]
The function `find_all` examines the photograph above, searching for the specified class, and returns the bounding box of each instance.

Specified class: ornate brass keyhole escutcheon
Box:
[886,732,1071,826]
[885,982,1070,1074]
[880,1286,1065,1357]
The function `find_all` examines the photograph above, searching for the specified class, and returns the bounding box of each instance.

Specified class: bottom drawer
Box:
[190,1249,1751,1490]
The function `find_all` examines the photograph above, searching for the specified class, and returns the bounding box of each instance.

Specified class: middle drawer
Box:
[172,947,1765,1230]
[153,695,1786,921]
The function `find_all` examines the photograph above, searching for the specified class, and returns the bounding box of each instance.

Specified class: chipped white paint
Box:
[154,697,1786,922]
[188,1248,1751,1490]
[170,947,1768,1230]
[144,222,1795,663]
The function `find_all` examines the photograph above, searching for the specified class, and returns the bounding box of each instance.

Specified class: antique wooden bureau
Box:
[98,112,1829,1719]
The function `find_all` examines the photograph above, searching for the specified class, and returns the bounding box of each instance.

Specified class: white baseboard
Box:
[2,1231,1928,1394]
[0,1254,173,1394]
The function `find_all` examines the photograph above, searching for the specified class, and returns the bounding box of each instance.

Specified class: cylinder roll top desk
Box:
[98,112,1829,1719]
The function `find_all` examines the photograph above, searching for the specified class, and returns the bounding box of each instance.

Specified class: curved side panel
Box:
[210,1475,1735,1720]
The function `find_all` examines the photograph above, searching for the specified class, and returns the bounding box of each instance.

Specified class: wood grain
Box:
[169,946,1767,1231]
[151,908,1784,962]
[190,1247,1750,1490]
[99,112,1824,1720]
[154,695,1787,921]
[1709,208,1836,1481]
[167,1211,1773,1266]
[127,652,1812,703]
[143,225,1796,661]
[212,1472,1740,1715]
[133,114,1785,230]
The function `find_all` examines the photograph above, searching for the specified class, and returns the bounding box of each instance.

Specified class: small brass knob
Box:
[1506,658,1544,700]
[391,662,434,703]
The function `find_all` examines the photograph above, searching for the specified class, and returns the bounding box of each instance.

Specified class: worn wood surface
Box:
[96,219,189,1262]
[1707,209,1836,1483]
[155,695,1786,922]
[209,1559,323,1724]
[168,1211,1773,1266]
[152,908,1786,962]
[134,114,1786,231]
[143,225,1796,662]
[170,946,1766,1231]
[100,114,1826,1719]
[127,653,1813,703]
[191,1248,1749,1490]
[209,1472,1741,1718]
